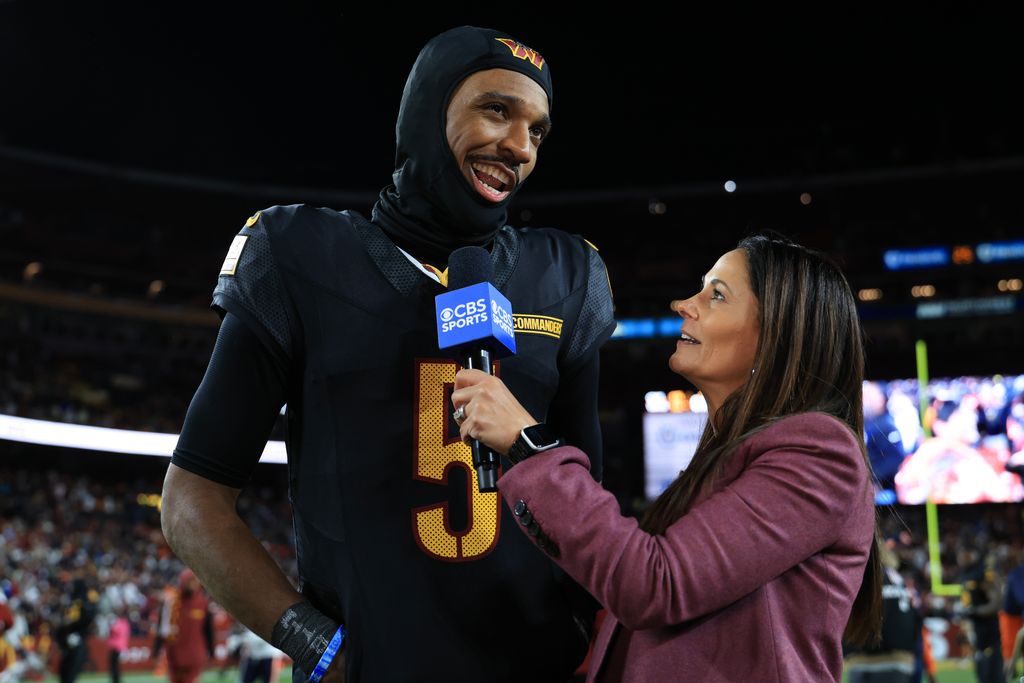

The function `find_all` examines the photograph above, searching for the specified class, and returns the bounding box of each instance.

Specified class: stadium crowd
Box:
[2,462,1024,681]
[0,465,294,681]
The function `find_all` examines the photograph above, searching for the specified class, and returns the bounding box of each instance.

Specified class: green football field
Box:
[37,658,991,683]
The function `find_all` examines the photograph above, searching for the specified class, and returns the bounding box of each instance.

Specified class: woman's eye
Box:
[712,289,725,301]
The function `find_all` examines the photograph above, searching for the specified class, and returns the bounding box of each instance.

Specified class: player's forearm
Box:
[161,464,302,641]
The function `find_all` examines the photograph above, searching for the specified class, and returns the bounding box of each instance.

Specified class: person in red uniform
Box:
[153,569,213,683]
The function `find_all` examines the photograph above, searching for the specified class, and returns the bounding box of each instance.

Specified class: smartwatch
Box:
[508,423,563,464]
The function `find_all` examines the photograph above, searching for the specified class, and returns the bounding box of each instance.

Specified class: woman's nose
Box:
[671,297,698,319]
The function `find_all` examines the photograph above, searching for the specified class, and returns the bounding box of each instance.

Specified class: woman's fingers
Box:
[454,367,489,389]
[450,371,535,454]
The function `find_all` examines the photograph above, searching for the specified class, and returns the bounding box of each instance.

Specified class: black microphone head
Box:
[447,246,493,289]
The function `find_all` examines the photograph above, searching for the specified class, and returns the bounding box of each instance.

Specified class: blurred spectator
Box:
[864,381,907,494]
[0,641,15,683]
[843,543,922,682]
[887,387,923,454]
[0,595,17,683]
[1005,394,1024,477]
[896,400,1012,504]
[958,548,1003,683]
[1002,558,1024,680]
[227,626,284,683]
[56,578,97,683]
[152,569,212,683]
[0,596,12,634]
[106,606,129,683]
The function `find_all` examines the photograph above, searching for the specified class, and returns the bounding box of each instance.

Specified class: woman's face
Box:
[669,249,760,410]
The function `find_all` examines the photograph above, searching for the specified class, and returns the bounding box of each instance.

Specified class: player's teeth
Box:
[474,163,509,185]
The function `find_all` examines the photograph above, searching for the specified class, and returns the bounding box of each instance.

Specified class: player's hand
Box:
[321,651,345,683]
[452,369,537,455]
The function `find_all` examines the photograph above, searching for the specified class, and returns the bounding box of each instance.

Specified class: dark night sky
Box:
[3,3,1021,200]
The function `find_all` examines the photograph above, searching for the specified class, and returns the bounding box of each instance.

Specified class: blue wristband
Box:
[307,625,345,683]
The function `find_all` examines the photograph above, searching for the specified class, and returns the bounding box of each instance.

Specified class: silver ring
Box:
[452,406,466,424]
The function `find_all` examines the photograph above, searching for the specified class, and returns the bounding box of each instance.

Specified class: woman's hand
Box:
[451,369,538,455]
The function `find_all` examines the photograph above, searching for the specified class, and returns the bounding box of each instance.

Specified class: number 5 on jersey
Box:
[412,360,500,561]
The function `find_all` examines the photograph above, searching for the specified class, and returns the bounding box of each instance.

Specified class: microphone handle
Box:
[463,348,499,492]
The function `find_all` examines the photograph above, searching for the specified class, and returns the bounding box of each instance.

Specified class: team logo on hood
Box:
[495,38,545,71]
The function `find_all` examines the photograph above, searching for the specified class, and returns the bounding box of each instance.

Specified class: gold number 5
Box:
[411,359,501,561]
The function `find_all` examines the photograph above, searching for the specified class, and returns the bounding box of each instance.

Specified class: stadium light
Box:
[0,414,286,463]
[23,261,42,281]
[857,288,883,302]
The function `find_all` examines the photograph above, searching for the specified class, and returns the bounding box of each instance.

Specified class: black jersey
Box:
[844,567,918,656]
[962,566,1002,651]
[206,204,614,682]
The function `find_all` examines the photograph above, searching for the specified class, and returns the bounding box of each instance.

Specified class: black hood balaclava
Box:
[371,26,553,265]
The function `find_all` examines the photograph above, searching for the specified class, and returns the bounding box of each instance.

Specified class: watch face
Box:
[523,424,558,449]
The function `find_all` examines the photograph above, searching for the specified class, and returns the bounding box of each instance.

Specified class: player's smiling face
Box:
[445,69,551,204]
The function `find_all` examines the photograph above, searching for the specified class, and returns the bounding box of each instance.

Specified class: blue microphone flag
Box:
[435,282,516,358]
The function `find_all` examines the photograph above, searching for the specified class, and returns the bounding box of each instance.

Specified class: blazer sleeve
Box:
[496,413,869,630]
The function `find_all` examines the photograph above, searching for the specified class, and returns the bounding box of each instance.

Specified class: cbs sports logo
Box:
[440,299,489,332]
[439,298,515,338]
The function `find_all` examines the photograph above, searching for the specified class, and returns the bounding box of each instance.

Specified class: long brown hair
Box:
[639,233,882,645]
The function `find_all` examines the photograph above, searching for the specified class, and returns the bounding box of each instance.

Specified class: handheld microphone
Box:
[435,246,517,492]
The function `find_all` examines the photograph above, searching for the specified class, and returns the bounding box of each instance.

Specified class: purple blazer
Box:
[497,412,875,682]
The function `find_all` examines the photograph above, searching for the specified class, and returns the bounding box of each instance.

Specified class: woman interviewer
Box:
[451,235,882,682]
